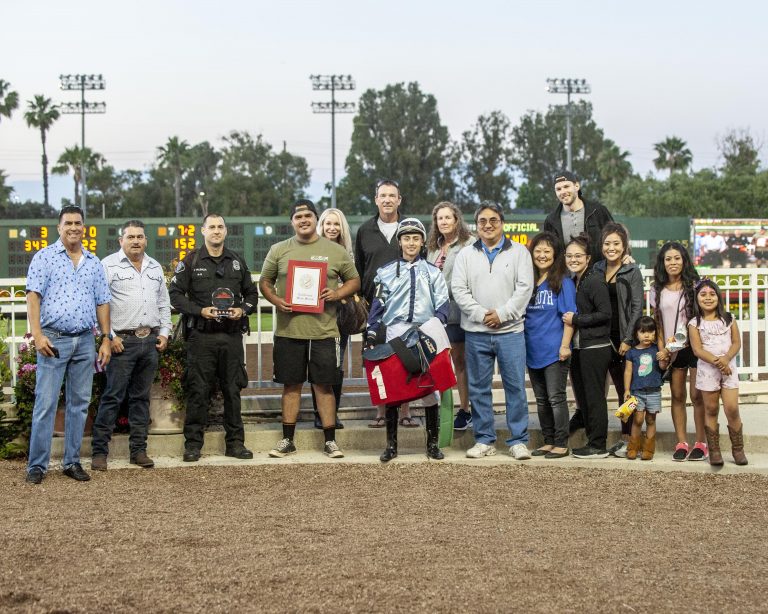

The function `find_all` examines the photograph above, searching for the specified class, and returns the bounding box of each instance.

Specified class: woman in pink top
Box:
[651,242,706,461]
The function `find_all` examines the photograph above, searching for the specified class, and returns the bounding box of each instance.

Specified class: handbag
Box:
[661,292,686,382]
[336,293,369,336]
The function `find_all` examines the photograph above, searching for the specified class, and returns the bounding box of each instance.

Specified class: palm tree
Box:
[653,136,693,175]
[597,141,633,187]
[0,79,19,126]
[24,95,60,207]
[157,136,190,217]
[52,145,106,204]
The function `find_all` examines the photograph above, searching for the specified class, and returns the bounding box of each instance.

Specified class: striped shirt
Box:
[101,249,172,337]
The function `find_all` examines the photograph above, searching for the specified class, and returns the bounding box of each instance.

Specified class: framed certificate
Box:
[285,260,327,313]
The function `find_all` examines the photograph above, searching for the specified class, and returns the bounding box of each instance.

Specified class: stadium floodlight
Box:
[59,74,106,90]
[59,102,107,114]
[310,75,356,209]
[59,74,107,215]
[546,77,591,172]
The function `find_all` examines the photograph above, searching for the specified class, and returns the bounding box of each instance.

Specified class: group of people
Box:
[695,227,768,267]
[23,171,748,484]
[24,208,262,484]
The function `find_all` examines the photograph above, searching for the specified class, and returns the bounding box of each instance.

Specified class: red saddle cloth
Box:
[365,347,456,406]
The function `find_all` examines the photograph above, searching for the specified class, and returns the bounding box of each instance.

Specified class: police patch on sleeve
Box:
[233,260,241,271]
[175,261,185,273]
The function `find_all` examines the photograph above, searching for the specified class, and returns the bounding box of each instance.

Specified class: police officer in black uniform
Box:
[169,213,259,462]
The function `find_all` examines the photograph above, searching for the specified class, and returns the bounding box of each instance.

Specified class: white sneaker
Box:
[323,440,344,459]
[510,443,532,460]
[466,443,496,458]
[610,440,628,458]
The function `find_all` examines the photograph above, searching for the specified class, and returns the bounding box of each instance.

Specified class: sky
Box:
[2,0,767,207]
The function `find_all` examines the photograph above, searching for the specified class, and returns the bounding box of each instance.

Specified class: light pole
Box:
[59,74,106,216]
[310,74,355,209]
[545,78,590,172]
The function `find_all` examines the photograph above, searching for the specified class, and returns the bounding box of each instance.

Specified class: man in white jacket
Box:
[452,203,534,460]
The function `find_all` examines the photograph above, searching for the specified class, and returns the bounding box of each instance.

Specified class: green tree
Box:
[603,169,768,218]
[87,165,127,218]
[0,79,19,127]
[337,82,454,214]
[596,140,633,188]
[0,170,14,216]
[510,101,627,210]
[718,128,761,176]
[653,136,693,175]
[117,168,172,218]
[157,136,190,217]
[52,145,106,205]
[4,198,57,220]
[24,95,60,207]
[456,110,515,210]
[212,131,310,216]
[181,141,220,217]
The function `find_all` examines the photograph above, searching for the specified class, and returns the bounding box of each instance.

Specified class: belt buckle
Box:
[135,326,151,339]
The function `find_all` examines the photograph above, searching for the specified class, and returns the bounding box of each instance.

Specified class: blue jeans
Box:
[27,330,95,473]
[92,335,159,457]
[465,330,528,446]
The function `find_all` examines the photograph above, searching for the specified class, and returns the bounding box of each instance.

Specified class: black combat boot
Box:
[380,405,399,462]
[425,404,444,460]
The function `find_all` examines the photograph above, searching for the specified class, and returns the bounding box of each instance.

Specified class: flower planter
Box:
[148,384,185,434]
[53,404,95,437]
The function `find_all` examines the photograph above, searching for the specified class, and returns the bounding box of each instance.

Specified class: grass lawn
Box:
[2,311,275,339]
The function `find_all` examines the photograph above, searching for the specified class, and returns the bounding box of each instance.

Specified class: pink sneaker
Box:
[687,441,709,461]
[672,442,689,462]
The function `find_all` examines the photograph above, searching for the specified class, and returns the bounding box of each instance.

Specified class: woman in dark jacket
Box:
[592,222,644,456]
[563,234,613,458]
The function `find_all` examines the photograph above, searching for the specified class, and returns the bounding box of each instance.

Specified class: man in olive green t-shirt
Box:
[259,200,360,459]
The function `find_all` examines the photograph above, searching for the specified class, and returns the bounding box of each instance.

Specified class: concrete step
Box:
[241,380,768,421]
[49,403,768,461]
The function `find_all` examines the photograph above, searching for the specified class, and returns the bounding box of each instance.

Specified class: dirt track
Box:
[2,461,767,613]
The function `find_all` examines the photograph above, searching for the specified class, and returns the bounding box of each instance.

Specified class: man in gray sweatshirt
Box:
[452,203,534,460]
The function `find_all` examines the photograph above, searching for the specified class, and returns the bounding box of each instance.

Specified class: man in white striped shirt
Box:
[91,220,172,470]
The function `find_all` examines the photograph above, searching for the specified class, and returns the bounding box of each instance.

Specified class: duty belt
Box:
[200,319,240,334]
[115,327,160,338]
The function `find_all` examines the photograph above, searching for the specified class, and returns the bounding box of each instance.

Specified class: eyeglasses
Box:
[477,218,502,228]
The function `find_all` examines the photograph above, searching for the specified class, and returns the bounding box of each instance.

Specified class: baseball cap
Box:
[290,199,318,219]
[553,171,579,186]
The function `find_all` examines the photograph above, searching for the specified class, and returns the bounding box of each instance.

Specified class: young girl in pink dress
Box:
[688,280,747,466]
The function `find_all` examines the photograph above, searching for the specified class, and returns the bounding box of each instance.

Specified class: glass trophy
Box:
[212,287,235,321]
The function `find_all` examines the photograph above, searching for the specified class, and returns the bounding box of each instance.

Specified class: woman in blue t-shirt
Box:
[524,232,577,458]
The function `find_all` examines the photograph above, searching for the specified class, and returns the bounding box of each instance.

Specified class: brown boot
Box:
[130,451,155,468]
[91,454,107,471]
[705,425,723,466]
[641,435,656,461]
[728,425,748,466]
[626,436,642,460]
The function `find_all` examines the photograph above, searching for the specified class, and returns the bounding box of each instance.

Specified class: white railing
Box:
[640,268,768,380]
[3,269,767,387]
[1,274,359,388]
